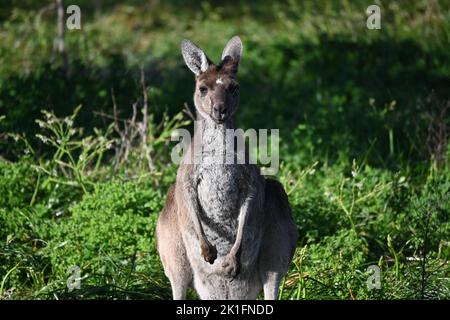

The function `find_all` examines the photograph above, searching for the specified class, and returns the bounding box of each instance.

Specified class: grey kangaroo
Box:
[156,36,298,300]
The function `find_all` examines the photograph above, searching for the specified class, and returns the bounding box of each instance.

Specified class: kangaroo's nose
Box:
[213,103,227,120]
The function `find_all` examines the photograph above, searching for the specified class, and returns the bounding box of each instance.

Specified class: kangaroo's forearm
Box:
[183,180,212,249]
[230,204,248,256]
[229,190,256,256]
[184,189,217,264]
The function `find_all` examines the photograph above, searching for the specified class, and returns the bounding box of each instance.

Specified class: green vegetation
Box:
[0,0,449,299]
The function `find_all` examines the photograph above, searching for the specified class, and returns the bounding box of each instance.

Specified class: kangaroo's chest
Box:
[197,164,242,219]
[196,164,244,255]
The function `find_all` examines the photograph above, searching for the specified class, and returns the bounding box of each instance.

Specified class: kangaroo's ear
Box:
[181,39,210,76]
[221,36,243,67]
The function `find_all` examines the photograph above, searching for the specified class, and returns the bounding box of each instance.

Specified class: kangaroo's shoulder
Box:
[158,184,177,223]
[264,178,291,212]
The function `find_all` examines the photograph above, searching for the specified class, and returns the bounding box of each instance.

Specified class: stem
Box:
[30,172,41,206]
[420,210,431,299]
[389,128,394,157]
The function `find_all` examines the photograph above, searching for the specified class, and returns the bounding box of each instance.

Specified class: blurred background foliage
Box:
[0,0,449,299]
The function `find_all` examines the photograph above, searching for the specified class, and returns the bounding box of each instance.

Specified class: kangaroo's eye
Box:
[199,86,208,96]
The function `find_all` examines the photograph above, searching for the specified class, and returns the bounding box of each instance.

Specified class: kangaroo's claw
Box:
[221,254,240,278]
[201,243,217,264]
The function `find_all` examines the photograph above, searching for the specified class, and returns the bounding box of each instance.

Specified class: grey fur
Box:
[156,36,298,300]
[221,36,243,66]
[181,39,210,75]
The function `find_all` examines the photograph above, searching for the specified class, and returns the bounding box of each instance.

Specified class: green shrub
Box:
[0,158,36,211]
[45,181,164,284]
[281,228,369,300]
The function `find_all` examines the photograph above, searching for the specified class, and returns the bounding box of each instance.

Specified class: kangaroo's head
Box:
[181,36,243,124]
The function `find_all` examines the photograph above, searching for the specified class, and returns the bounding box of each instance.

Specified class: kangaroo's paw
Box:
[201,243,217,264]
[221,254,240,278]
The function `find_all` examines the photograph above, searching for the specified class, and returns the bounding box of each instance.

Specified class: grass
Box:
[0,0,449,300]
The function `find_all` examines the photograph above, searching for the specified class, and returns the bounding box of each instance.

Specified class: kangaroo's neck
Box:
[193,115,236,164]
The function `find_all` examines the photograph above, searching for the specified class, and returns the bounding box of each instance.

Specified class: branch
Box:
[140,67,148,146]
[182,102,196,121]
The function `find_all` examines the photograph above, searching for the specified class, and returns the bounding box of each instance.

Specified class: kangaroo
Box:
[156,36,298,300]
